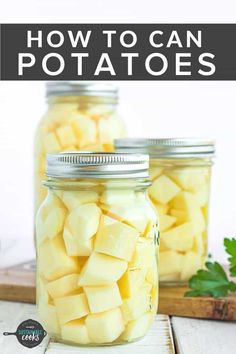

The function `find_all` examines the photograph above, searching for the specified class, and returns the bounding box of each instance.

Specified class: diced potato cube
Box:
[94,215,139,261]
[78,252,127,286]
[66,203,101,241]
[43,132,61,153]
[170,209,188,225]
[55,293,89,324]
[103,203,149,234]
[149,175,180,204]
[62,191,99,211]
[71,113,97,147]
[152,202,169,215]
[63,227,93,257]
[38,277,50,304]
[167,170,206,191]
[159,250,184,276]
[145,266,158,286]
[121,312,153,341]
[149,166,163,180]
[56,125,77,148]
[161,223,194,252]
[192,233,205,255]
[121,288,151,322]
[44,207,66,239]
[86,308,124,344]
[171,192,206,234]
[118,269,146,298]
[100,189,136,205]
[63,203,101,256]
[180,252,202,281]
[61,319,90,344]
[46,274,80,299]
[98,114,125,144]
[129,238,155,268]
[38,302,60,335]
[38,235,79,281]
[84,283,122,313]
[159,214,177,232]
[193,184,209,207]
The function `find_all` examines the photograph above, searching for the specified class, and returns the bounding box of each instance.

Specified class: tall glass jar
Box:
[34,82,126,211]
[36,153,159,346]
[115,138,215,285]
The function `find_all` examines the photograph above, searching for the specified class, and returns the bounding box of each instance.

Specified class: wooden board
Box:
[0,301,175,354]
[0,261,236,320]
[159,286,236,321]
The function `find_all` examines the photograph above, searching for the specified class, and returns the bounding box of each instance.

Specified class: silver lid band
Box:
[46,152,149,179]
[46,82,118,99]
[115,138,215,158]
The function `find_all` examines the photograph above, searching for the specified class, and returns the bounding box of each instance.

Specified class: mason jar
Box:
[36,152,159,346]
[115,138,215,285]
[34,82,126,211]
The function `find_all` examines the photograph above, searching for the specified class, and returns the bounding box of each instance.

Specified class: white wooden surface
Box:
[172,317,236,354]
[0,301,174,354]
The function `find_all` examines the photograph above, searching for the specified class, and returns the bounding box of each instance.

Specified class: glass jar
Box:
[35,152,159,346]
[115,138,215,285]
[34,82,126,211]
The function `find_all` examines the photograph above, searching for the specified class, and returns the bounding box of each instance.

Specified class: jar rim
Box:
[115,137,215,158]
[46,152,149,179]
[46,81,118,99]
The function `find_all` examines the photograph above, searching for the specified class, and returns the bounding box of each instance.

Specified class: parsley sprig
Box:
[185,238,236,298]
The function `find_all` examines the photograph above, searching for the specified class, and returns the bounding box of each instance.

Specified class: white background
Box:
[0,0,236,266]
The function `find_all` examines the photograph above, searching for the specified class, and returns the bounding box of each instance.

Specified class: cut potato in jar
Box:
[86,308,125,344]
[129,238,155,269]
[149,175,180,204]
[43,207,66,239]
[94,215,139,261]
[78,252,127,286]
[118,268,146,298]
[180,252,202,281]
[66,203,101,241]
[46,274,80,299]
[151,202,169,215]
[161,223,194,252]
[62,191,99,211]
[61,319,90,345]
[56,125,77,148]
[55,293,89,325]
[38,302,60,335]
[159,214,177,232]
[38,235,80,281]
[84,283,122,313]
[102,203,149,234]
[43,132,61,153]
[121,288,152,322]
[121,312,153,342]
[159,250,184,276]
[70,113,97,148]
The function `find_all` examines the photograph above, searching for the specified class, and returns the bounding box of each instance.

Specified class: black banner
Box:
[0,24,236,80]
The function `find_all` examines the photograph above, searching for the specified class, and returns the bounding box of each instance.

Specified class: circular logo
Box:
[3,319,47,348]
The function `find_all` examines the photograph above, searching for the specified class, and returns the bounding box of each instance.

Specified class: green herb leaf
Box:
[224,238,236,276]
[185,261,236,298]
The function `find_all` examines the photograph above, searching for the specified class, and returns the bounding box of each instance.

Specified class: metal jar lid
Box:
[46,152,149,179]
[46,81,118,99]
[115,138,215,158]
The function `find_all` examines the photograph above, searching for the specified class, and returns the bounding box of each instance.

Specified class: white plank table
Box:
[0,301,174,354]
[0,301,235,354]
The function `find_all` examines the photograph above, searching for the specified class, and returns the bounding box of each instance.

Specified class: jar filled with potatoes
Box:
[36,152,159,346]
[115,138,215,285]
[34,82,126,211]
